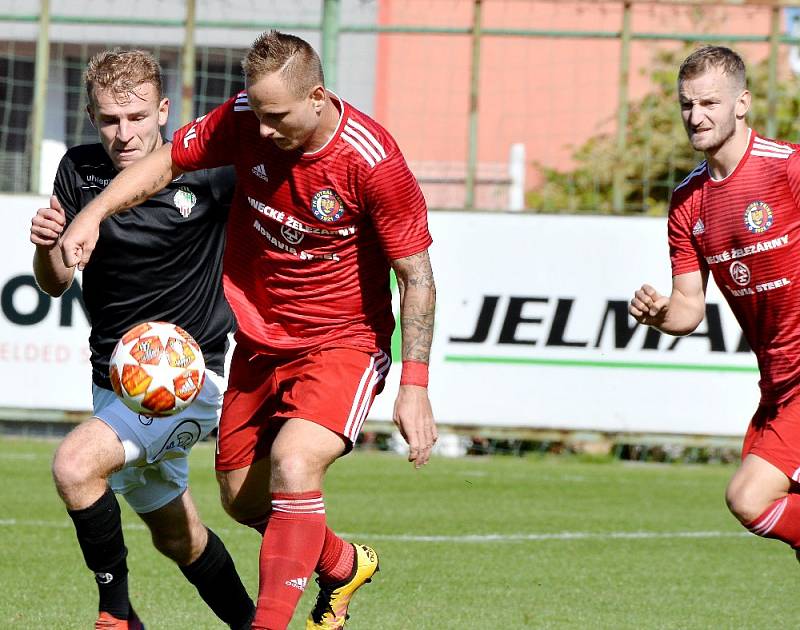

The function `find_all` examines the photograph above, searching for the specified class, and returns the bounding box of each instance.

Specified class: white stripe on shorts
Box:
[343,350,391,441]
[350,352,391,440]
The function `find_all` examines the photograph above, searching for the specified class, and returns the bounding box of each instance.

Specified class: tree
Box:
[528,45,800,215]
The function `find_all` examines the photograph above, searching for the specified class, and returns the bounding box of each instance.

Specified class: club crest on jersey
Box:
[743,201,773,234]
[311,189,345,223]
[174,187,197,218]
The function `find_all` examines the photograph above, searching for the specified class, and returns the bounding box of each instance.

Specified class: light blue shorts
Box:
[92,370,223,514]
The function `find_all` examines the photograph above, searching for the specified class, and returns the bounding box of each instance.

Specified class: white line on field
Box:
[0,518,150,531]
[0,452,39,460]
[0,518,753,543]
[338,531,753,542]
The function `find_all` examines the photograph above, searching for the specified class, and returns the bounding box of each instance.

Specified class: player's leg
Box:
[254,348,388,630]
[114,368,255,628]
[215,347,386,629]
[726,454,790,523]
[725,454,800,548]
[217,456,273,533]
[52,418,139,628]
[250,417,345,630]
[726,400,800,550]
[215,345,278,535]
[300,349,388,630]
[136,485,255,629]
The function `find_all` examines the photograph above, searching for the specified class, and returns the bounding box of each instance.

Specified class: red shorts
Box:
[743,395,800,481]
[215,345,391,471]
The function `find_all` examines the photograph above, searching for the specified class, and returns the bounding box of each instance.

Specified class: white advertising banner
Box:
[371,211,759,437]
[1,196,758,435]
[1,195,93,411]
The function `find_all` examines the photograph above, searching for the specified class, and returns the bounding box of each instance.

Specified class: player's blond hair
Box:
[678,46,747,92]
[242,30,325,98]
[84,49,163,107]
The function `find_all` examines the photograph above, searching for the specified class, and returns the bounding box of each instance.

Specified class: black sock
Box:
[67,487,129,619]
[179,528,255,630]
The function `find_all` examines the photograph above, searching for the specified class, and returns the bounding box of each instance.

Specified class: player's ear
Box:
[310,85,325,114]
[158,97,170,126]
[736,89,751,119]
[86,104,96,128]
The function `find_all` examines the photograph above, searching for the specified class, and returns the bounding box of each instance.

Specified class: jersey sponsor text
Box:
[705,234,789,265]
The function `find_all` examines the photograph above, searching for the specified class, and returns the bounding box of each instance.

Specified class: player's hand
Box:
[60,207,102,270]
[393,385,438,468]
[30,195,66,248]
[629,283,670,327]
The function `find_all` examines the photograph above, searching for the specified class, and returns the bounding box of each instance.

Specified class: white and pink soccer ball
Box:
[109,321,205,417]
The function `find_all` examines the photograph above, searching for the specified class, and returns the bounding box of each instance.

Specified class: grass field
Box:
[1,436,800,629]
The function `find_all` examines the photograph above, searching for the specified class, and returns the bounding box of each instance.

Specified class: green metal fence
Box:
[4,0,800,212]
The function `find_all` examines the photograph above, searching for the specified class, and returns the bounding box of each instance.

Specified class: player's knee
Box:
[270,450,321,489]
[725,482,771,524]
[52,439,100,495]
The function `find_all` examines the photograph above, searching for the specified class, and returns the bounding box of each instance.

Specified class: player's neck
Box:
[705,126,750,181]
[303,97,341,154]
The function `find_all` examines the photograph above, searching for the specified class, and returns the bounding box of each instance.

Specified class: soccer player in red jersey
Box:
[59,31,438,630]
[630,46,800,559]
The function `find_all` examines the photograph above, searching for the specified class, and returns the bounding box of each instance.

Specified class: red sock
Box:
[317,527,355,583]
[746,494,800,548]
[252,491,326,630]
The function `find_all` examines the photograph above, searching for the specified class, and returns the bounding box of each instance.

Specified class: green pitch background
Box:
[1,437,799,629]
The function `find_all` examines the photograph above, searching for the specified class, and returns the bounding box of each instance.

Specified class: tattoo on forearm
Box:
[118,173,170,213]
[394,251,436,363]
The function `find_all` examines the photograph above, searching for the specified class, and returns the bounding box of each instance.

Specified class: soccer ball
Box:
[109,321,206,417]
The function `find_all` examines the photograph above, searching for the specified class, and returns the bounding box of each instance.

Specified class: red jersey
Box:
[171,92,432,356]
[669,131,800,404]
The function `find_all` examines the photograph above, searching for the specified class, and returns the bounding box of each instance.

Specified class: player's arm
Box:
[629,269,708,336]
[391,249,438,468]
[59,143,183,270]
[31,195,74,296]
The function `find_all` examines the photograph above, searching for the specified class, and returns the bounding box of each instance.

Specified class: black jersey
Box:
[54,143,236,389]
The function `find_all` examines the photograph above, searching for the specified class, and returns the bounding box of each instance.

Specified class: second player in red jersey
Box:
[669,130,800,405]
[630,46,800,566]
[60,30,437,630]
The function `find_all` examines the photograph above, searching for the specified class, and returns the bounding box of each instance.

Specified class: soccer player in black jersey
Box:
[29,49,254,630]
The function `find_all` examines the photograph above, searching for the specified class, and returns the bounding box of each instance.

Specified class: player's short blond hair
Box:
[678,46,747,92]
[84,49,163,107]
[242,30,325,98]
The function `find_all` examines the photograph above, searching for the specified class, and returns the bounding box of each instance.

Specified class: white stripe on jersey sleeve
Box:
[344,123,383,163]
[751,149,791,159]
[346,118,388,158]
[234,91,250,111]
[753,137,794,153]
[341,131,377,167]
